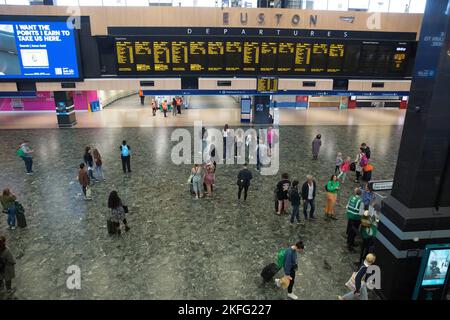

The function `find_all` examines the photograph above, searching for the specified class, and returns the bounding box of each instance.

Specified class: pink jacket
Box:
[341,160,350,172]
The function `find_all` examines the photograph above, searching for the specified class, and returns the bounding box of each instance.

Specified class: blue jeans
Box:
[303,199,316,219]
[7,205,16,227]
[290,205,300,223]
[23,157,33,173]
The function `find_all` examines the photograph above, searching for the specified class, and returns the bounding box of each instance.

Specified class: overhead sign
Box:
[369,179,394,191]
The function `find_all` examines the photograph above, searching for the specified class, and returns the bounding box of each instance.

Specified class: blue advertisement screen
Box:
[0,21,79,79]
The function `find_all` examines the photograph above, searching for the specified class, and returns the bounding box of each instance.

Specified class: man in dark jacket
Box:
[275,241,305,300]
[289,180,301,224]
[237,164,253,201]
[301,175,316,220]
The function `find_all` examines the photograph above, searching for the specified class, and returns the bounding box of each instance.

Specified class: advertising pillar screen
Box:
[0,21,80,79]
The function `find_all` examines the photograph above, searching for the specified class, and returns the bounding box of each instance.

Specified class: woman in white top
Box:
[222,124,230,160]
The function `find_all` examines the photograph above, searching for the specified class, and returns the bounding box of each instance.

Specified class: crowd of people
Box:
[1,128,380,300]
[147,96,183,118]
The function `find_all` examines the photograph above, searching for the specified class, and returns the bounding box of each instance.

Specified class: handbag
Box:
[349,162,356,172]
[122,205,129,214]
[280,275,291,289]
[345,272,357,291]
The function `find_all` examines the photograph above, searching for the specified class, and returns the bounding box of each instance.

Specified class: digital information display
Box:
[115,37,414,77]
[0,21,79,79]
[257,77,278,93]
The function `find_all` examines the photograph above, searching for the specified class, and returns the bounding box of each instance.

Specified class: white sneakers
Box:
[275,279,298,300]
[287,293,298,300]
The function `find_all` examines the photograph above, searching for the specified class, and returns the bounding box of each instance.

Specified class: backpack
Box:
[15,201,25,215]
[0,255,5,273]
[276,248,288,269]
[360,154,368,167]
[365,147,371,159]
[17,148,25,158]
[121,145,130,157]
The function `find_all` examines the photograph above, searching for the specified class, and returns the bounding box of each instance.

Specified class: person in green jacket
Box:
[0,188,17,230]
[359,211,378,265]
[325,175,340,220]
[346,188,362,252]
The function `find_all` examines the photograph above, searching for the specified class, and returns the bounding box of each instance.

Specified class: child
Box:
[335,152,343,175]
[338,156,351,183]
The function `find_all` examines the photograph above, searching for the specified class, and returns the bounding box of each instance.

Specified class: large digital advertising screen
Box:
[0,20,80,80]
[421,249,450,286]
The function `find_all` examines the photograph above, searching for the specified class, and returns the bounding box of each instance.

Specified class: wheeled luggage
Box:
[261,263,279,282]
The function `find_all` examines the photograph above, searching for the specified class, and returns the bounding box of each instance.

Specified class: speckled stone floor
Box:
[0,125,403,300]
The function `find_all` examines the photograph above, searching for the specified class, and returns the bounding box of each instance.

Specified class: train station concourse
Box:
[0,0,449,310]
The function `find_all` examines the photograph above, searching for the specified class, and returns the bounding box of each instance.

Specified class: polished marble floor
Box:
[0,124,403,300]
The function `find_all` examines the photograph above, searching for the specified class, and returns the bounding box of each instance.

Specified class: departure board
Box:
[172,41,188,71]
[134,41,152,72]
[257,77,278,93]
[392,44,408,73]
[327,43,344,73]
[208,41,224,71]
[189,41,207,72]
[114,37,415,78]
[277,42,295,72]
[243,41,259,72]
[260,42,277,72]
[294,43,311,72]
[116,41,134,72]
[153,41,170,71]
[311,43,328,72]
[225,41,242,72]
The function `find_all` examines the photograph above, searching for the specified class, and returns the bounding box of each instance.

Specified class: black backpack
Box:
[0,255,5,273]
[365,147,371,159]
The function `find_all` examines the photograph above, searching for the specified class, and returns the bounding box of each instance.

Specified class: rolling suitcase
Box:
[107,218,117,235]
[16,212,27,228]
[261,263,279,282]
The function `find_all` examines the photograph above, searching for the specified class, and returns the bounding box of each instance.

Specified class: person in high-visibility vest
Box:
[176,96,182,114]
[162,100,168,117]
[139,90,145,105]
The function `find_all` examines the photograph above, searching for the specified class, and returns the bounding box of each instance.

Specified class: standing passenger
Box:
[172,98,177,116]
[276,173,291,216]
[0,189,16,230]
[325,175,340,220]
[312,134,322,160]
[237,164,253,202]
[120,140,131,173]
[0,236,16,294]
[92,148,105,181]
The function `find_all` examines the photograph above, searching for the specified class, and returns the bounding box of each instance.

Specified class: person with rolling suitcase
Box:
[274,241,305,300]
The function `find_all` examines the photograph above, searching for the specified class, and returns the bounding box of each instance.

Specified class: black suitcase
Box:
[261,263,279,282]
[16,212,27,228]
[107,219,117,235]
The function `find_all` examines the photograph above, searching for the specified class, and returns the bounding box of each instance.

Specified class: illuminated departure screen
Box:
[153,41,171,71]
[172,41,188,71]
[114,37,414,77]
[208,41,224,71]
[392,43,408,73]
[294,43,311,72]
[243,41,259,72]
[277,42,295,72]
[327,43,344,73]
[257,77,278,93]
[134,41,152,72]
[260,42,277,72]
[225,41,242,72]
[116,41,134,72]
[311,43,328,72]
[189,41,207,71]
